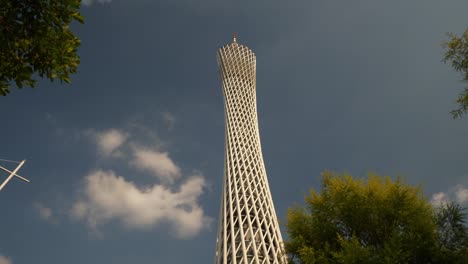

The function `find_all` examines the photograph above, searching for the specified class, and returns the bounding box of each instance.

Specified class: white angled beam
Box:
[0,160,27,191]
[0,166,30,183]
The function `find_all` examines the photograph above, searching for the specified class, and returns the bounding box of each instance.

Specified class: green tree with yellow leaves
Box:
[0,0,83,96]
[285,172,467,264]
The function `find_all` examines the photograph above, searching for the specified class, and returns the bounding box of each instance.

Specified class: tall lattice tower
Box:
[215,35,286,264]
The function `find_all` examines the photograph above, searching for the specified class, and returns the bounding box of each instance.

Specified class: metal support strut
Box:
[0,160,29,191]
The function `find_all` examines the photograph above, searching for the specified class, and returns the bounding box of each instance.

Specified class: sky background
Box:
[1,0,468,263]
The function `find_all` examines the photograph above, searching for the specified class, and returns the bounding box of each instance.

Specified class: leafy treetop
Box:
[444,29,468,118]
[0,0,83,96]
[285,171,468,264]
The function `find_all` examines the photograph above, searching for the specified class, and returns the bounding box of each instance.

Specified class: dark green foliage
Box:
[285,172,468,264]
[443,29,468,118]
[0,0,83,95]
[434,202,468,263]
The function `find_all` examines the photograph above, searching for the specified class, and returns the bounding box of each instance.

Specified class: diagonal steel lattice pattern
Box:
[215,36,286,264]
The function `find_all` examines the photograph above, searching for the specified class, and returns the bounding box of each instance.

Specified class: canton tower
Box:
[215,35,286,264]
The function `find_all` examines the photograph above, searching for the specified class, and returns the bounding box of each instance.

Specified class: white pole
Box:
[0,166,30,183]
[0,160,26,191]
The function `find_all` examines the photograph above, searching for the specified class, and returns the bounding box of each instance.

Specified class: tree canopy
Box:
[444,29,468,118]
[435,202,468,263]
[285,171,468,264]
[0,0,83,96]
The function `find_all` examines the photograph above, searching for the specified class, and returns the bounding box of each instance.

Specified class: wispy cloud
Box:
[131,147,181,183]
[430,184,468,206]
[0,256,12,264]
[162,111,176,130]
[91,129,128,158]
[45,113,64,135]
[34,202,53,222]
[70,170,211,238]
[82,0,112,6]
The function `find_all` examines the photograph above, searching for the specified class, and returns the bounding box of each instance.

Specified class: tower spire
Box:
[232,32,237,43]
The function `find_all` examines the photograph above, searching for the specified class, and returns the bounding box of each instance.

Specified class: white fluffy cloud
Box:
[131,147,181,183]
[430,192,449,205]
[89,129,181,182]
[455,185,468,203]
[34,202,53,221]
[72,125,211,238]
[93,129,127,157]
[82,0,112,6]
[71,170,210,238]
[0,256,12,264]
[431,184,468,206]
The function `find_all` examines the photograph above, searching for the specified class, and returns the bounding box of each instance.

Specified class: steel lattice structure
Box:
[215,36,286,264]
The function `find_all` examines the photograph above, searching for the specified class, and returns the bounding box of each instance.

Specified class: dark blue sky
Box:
[1,0,468,263]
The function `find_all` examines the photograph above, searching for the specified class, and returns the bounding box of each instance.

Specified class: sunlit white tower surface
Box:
[215,35,286,264]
